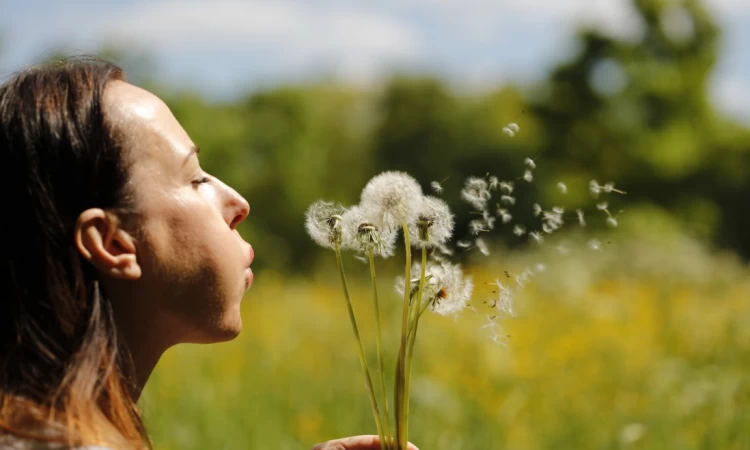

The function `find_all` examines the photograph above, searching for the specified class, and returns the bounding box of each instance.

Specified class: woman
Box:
[0,59,416,450]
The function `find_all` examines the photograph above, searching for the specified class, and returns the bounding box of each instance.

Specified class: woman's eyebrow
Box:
[182,145,200,166]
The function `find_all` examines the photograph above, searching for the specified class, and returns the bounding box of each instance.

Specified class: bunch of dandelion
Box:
[305,171,467,450]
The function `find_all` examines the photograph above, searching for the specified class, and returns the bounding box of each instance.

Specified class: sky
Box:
[1,0,749,123]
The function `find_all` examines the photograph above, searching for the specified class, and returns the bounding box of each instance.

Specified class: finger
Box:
[312,436,420,450]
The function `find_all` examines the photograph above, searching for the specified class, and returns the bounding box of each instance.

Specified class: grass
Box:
[141,239,750,450]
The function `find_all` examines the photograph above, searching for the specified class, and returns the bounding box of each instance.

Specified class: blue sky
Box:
[2,0,749,122]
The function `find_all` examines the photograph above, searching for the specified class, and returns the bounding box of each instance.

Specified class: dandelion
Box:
[513,225,526,236]
[557,182,568,194]
[409,196,455,248]
[500,195,516,206]
[552,206,564,214]
[360,171,423,231]
[502,126,515,137]
[607,217,618,228]
[532,203,542,216]
[461,177,490,210]
[529,231,544,245]
[430,181,444,194]
[499,181,514,194]
[596,201,609,211]
[588,238,602,251]
[523,170,534,182]
[524,157,536,169]
[457,240,472,249]
[499,211,512,224]
[475,238,490,256]
[576,209,586,227]
[305,200,347,249]
[603,181,627,195]
[341,205,398,257]
[507,122,520,133]
[492,280,514,317]
[422,262,474,316]
[469,219,487,235]
[488,176,499,190]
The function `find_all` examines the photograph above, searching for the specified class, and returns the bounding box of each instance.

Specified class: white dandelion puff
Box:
[513,225,526,236]
[507,122,520,133]
[341,205,397,257]
[410,196,455,248]
[532,203,542,216]
[500,211,512,224]
[596,201,609,211]
[305,200,347,250]
[590,179,602,197]
[576,209,586,227]
[430,181,444,194]
[475,238,490,256]
[557,182,568,194]
[360,171,423,230]
[423,262,474,316]
[523,170,534,182]
[500,195,516,206]
[588,239,602,251]
[607,217,619,228]
[499,181,514,194]
[461,177,491,210]
[469,219,488,235]
[488,176,499,190]
[529,231,544,245]
[524,158,536,169]
[502,126,515,137]
[457,240,472,249]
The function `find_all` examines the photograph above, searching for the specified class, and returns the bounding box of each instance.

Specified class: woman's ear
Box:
[74,208,142,280]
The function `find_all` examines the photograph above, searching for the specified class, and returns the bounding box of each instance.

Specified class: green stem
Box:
[335,243,386,449]
[394,223,412,450]
[368,249,393,450]
[402,246,428,450]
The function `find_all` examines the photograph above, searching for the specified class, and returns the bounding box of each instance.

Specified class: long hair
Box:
[0,59,149,448]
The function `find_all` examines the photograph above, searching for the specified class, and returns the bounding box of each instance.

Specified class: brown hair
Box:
[0,59,149,448]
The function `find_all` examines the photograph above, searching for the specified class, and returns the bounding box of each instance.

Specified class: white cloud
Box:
[69,0,421,81]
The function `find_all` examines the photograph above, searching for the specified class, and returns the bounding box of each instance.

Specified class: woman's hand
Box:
[312,435,419,450]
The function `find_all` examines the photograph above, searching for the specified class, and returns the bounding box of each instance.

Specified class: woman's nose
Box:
[227,189,250,230]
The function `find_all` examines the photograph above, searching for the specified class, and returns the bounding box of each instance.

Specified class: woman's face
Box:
[104,81,253,344]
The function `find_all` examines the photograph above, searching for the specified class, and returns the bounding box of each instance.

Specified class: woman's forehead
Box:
[104,81,195,167]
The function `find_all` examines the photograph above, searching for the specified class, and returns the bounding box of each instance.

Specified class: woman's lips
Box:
[244,245,255,290]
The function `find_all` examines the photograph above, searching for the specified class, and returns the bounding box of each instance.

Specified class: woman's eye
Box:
[192,176,211,186]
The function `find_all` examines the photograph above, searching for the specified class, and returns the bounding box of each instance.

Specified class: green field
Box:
[141,235,750,450]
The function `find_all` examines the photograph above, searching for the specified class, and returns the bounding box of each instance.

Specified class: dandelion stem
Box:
[368,249,393,450]
[335,243,386,449]
[394,223,412,450]
[402,245,427,450]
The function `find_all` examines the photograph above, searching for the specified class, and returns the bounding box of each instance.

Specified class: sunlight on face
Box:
[104,81,253,344]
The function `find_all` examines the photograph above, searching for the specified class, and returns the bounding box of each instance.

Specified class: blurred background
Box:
[2,0,749,449]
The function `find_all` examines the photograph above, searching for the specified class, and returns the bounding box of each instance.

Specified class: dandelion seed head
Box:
[475,237,490,256]
[499,181,514,194]
[607,217,619,228]
[552,206,565,214]
[500,212,512,224]
[424,262,474,316]
[457,240,472,249]
[469,219,488,235]
[502,127,515,137]
[508,122,520,133]
[523,170,534,182]
[557,182,568,194]
[576,209,586,227]
[590,179,602,197]
[596,201,609,211]
[430,180,444,194]
[410,196,455,248]
[360,171,423,230]
[530,231,544,245]
[524,158,536,170]
[501,195,516,206]
[588,238,602,251]
[305,200,347,249]
[532,203,542,216]
[488,176,499,190]
[461,177,491,211]
[513,225,526,236]
[341,205,397,257]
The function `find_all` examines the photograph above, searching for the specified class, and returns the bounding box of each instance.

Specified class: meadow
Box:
[141,228,750,450]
